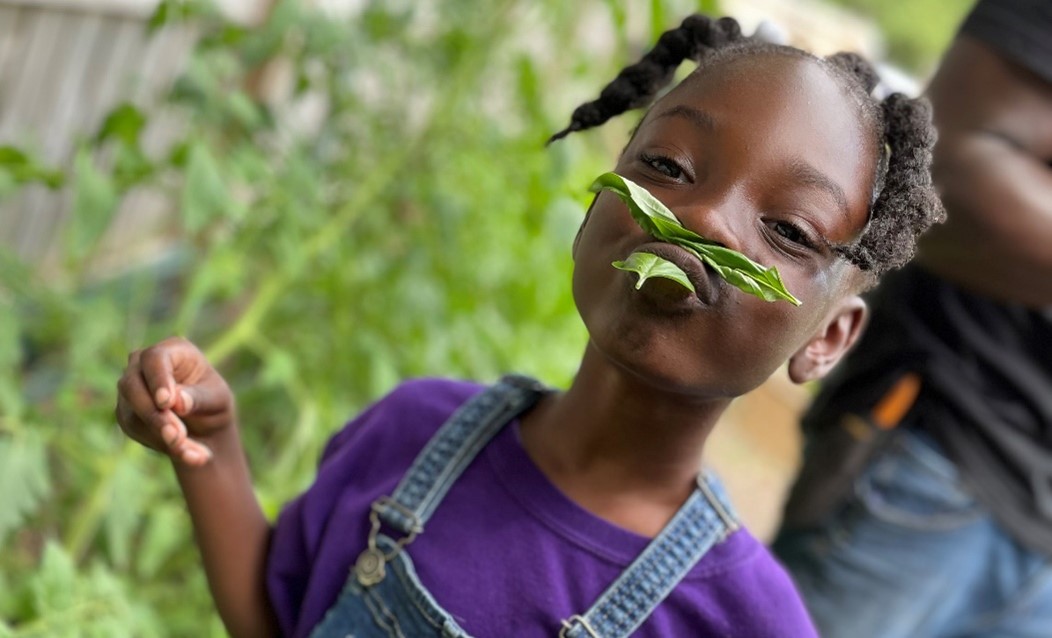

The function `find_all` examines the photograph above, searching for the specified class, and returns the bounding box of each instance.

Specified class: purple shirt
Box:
[267,378,818,637]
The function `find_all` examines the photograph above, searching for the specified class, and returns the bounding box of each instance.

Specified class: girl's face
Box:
[573,53,877,398]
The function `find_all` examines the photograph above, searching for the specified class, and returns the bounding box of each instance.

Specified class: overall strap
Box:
[374,374,548,536]
[560,473,740,638]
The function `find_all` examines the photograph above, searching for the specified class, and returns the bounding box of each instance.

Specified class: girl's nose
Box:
[673,195,747,254]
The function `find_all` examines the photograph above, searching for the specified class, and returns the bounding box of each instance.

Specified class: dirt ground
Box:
[704,372,812,542]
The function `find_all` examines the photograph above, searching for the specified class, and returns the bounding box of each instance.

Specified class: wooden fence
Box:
[0,1,203,268]
[0,0,281,274]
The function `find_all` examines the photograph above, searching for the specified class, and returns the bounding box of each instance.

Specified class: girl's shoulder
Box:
[268,377,489,635]
[319,377,487,464]
[382,377,488,415]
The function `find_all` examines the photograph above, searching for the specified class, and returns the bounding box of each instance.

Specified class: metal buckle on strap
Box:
[354,497,424,588]
[559,615,602,638]
[370,497,423,556]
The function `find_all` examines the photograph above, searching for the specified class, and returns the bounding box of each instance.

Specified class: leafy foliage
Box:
[0,147,64,196]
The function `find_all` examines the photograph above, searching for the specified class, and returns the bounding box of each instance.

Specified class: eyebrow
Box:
[653,105,718,132]
[786,159,850,220]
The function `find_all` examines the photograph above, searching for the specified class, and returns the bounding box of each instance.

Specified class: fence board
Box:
[0,3,187,265]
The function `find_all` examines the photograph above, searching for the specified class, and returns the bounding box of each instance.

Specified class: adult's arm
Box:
[918,35,1052,307]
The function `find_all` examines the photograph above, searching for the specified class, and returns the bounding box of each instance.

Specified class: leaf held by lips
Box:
[590,172,801,306]
[613,251,696,292]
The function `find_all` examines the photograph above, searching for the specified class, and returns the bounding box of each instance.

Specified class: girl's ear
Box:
[787,295,868,384]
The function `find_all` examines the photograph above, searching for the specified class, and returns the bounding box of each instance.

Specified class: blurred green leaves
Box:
[0,435,50,547]
[95,104,147,148]
[147,0,218,33]
[0,147,63,195]
[181,142,231,232]
[67,149,118,262]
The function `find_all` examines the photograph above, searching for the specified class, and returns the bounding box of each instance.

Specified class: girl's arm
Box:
[116,338,280,637]
[173,425,279,638]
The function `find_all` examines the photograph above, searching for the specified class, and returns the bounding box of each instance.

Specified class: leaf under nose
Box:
[590,172,801,306]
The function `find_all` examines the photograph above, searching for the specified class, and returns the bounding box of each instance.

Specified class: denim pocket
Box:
[852,430,982,531]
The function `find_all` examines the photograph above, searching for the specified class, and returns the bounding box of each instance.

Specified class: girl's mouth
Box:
[626,241,719,307]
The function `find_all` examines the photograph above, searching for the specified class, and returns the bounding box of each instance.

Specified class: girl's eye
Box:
[640,153,683,180]
[769,220,817,251]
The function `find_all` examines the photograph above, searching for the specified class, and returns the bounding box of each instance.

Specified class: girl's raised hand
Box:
[116,337,236,467]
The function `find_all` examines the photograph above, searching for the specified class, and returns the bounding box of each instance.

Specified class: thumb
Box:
[172,380,230,418]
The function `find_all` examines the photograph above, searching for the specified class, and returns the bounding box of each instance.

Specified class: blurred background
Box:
[0,0,971,634]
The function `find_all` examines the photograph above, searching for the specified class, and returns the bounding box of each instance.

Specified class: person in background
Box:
[773,1,1052,636]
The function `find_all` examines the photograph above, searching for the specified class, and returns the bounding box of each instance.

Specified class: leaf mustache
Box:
[589,172,801,306]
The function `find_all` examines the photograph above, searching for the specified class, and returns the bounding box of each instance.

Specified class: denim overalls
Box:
[310,375,740,638]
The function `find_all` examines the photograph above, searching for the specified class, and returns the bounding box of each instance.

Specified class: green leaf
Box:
[589,172,801,305]
[181,142,229,232]
[589,171,680,231]
[0,171,15,200]
[146,0,170,32]
[613,251,695,292]
[698,0,722,14]
[602,0,628,32]
[67,148,117,261]
[112,144,155,190]
[29,541,77,616]
[0,433,50,546]
[136,504,184,579]
[259,346,297,387]
[0,145,64,188]
[225,92,263,129]
[147,0,213,33]
[516,56,544,123]
[0,304,23,419]
[0,146,30,169]
[95,103,146,147]
[104,457,147,570]
[649,0,667,44]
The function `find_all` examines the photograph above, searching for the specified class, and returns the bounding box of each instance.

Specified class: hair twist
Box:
[546,15,744,144]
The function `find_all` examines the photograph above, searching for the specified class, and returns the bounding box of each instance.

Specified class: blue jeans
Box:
[773,429,1052,638]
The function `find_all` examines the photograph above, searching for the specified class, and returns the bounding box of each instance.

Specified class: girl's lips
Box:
[629,241,719,306]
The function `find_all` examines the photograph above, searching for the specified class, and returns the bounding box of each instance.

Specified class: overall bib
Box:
[310,375,739,638]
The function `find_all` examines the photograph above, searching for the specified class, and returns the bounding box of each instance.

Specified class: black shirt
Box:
[962,0,1052,84]
[806,0,1052,555]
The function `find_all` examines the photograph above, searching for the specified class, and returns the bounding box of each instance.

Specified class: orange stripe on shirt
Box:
[870,372,922,430]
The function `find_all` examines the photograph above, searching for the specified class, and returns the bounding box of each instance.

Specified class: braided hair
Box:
[549,15,945,281]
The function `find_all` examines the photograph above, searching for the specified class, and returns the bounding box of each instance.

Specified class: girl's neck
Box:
[519,343,731,536]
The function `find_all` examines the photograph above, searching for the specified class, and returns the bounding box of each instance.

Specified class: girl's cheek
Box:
[590,208,637,246]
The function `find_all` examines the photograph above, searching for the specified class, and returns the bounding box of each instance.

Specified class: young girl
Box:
[116,14,943,638]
